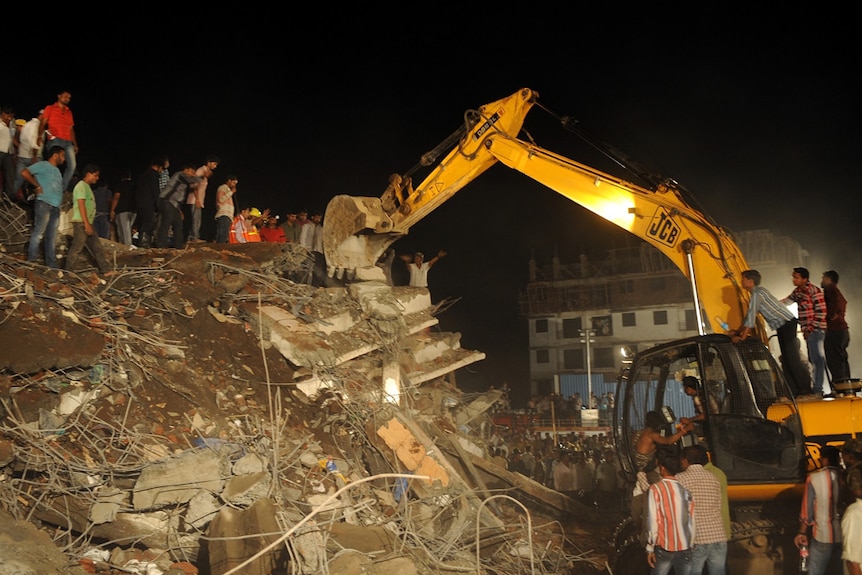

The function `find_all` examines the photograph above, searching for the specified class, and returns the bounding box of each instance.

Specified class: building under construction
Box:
[519,230,807,400]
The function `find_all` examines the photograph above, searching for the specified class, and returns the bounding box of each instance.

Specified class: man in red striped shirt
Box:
[795,445,844,575]
[645,449,695,574]
[783,267,828,396]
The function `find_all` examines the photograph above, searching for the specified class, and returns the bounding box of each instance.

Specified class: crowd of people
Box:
[485,423,628,513]
[0,90,326,278]
[2,88,459,293]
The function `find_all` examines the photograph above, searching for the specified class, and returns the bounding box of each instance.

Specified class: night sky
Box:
[6,13,859,404]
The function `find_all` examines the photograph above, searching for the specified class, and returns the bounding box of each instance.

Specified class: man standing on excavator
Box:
[731,269,813,397]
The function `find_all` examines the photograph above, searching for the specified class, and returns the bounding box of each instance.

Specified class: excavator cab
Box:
[611,334,807,575]
[614,334,806,488]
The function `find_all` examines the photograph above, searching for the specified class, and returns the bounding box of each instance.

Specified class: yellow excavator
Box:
[322,88,861,574]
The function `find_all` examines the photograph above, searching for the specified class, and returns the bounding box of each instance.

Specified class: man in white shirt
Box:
[13,110,44,201]
[0,107,15,200]
[400,250,447,287]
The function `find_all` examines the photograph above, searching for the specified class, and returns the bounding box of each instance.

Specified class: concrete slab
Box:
[133,449,228,510]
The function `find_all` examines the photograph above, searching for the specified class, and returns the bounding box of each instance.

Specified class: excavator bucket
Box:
[323,195,401,280]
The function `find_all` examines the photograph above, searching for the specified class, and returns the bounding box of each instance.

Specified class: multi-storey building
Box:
[519,230,807,401]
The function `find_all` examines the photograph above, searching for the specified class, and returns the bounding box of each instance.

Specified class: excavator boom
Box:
[324,88,751,334]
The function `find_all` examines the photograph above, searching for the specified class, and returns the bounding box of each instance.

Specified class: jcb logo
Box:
[647,207,680,247]
[472,108,504,140]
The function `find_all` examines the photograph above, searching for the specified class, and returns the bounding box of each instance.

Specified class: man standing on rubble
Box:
[21,146,66,268]
[65,164,113,275]
[155,164,200,249]
[400,250,447,288]
[186,155,219,243]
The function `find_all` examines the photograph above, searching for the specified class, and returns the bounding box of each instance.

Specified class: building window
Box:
[620,280,634,294]
[650,277,667,291]
[594,347,615,368]
[653,310,668,325]
[562,317,582,338]
[622,312,636,327]
[535,318,549,333]
[684,309,697,331]
[536,349,549,364]
[564,349,584,370]
[592,315,613,336]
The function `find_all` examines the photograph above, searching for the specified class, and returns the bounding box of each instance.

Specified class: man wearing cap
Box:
[13,110,44,201]
[246,207,264,242]
[400,249,447,287]
[0,106,15,199]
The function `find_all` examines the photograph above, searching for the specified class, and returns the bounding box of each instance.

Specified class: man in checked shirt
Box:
[677,444,728,575]
[782,267,829,397]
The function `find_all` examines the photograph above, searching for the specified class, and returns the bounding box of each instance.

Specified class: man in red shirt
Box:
[259,216,287,243]
[37,89,78,193]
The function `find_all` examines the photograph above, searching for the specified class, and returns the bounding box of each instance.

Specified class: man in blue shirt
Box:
[731,269,813,397]
[20,146,66,268]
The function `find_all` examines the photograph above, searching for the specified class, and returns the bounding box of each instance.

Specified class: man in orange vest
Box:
[230,207,251,243]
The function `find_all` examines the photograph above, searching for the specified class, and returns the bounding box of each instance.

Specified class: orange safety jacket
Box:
[247,225,261,242]
[229,216,250,243]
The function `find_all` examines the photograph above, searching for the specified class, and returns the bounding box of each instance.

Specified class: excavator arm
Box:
[323,88,756,336]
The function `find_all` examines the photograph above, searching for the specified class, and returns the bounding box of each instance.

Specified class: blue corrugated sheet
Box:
[558,374,696,421]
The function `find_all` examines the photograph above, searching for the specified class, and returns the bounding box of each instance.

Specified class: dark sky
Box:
[7,14,860,401]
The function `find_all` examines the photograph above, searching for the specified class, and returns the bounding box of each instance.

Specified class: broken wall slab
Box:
[133,448,229,510]
[207,498,286,575]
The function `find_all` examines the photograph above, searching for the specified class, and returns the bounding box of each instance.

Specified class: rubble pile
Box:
[0,239,610,575]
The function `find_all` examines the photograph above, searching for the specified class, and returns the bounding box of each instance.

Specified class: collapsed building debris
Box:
[0,239,612,575]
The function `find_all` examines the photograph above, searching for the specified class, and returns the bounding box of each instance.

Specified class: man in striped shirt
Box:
[645,450,695,575]
[677,444,727,575]
[731,269,813,397]
[782,267,828,396]
[794,445,844,575]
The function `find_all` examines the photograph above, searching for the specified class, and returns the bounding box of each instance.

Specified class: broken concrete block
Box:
[207,498,286,575]
[185,490,221,531]
[89,486,126,525]
[222,471,271,506]
[232,452,268,475]
[133,449,228,510]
